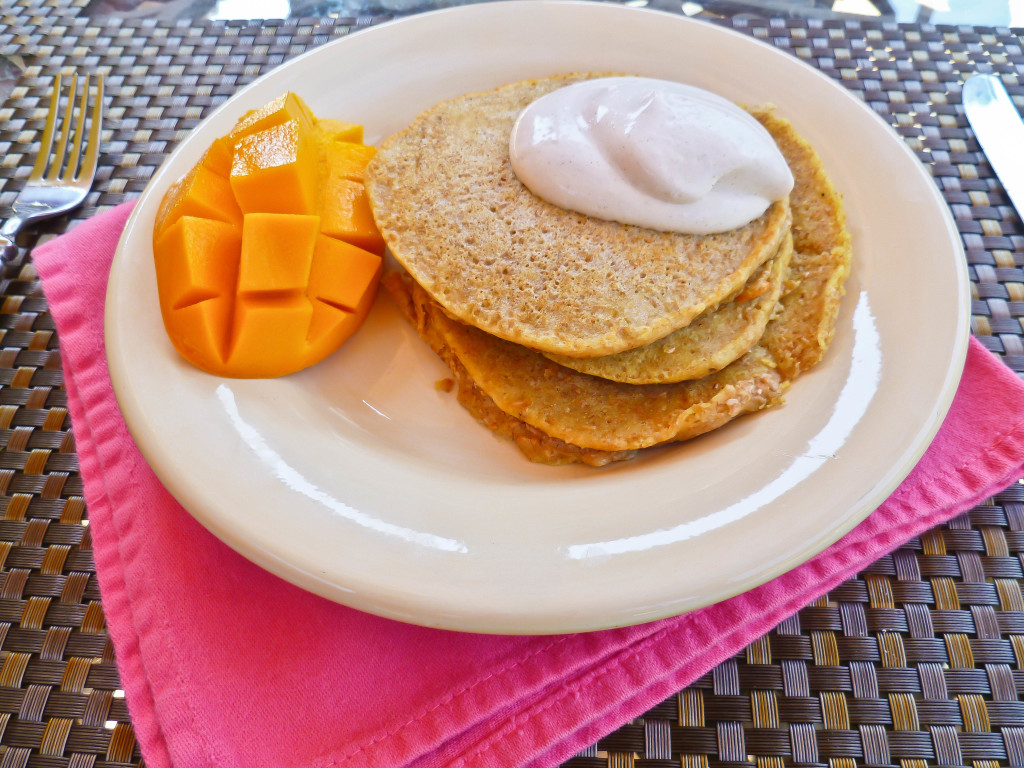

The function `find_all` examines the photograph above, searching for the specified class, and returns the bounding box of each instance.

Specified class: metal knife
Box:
[963,73,1024,222]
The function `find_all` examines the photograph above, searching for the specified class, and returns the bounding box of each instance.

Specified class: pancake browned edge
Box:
[541,232,794,384]
[382,103,851,467]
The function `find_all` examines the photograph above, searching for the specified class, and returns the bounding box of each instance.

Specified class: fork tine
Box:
[62,74,90,183]
[28,73,62,181]
[45,72,77,183]
[77,73,103,185]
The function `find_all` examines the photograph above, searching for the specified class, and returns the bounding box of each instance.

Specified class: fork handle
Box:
[0,217,24,263]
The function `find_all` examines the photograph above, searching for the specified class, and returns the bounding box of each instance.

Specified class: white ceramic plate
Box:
[106,0,970,634]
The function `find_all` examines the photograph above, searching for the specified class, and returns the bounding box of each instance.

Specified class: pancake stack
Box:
[365,74,852,466]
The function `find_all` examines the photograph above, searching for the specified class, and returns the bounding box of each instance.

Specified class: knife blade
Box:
[963,73,1024,222]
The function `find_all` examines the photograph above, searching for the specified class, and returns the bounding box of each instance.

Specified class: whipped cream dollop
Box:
[508,77,795,235]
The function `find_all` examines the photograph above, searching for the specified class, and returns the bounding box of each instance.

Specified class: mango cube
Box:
[306,236,382,345]
[321,142,376,182]
[229,295,314,377]
[238,213,320,294]
[230,120,319,215]
[201,136,235,178]
[316,118,363,144]
[309,234,382,312]
[230,92,316,144]
[320,176,385,256]
[153,216,240,313]
[307,280,378,346]
[167,297,235,369]
[154,163,242,235]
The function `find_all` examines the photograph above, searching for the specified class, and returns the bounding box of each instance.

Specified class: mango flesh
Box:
[317,118,363,144]
[201,136,235,177]
[229,92,316,143]
[238,213,320,294]
[155,163,242,233]
[308,234,383,312]
[319,175,386,257]
[321,142,377,182]
[152,92,383,378]
[153,216,240,314]
[230,120,320,215]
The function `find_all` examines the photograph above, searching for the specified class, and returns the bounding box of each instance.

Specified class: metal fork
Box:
[0,72,104,262]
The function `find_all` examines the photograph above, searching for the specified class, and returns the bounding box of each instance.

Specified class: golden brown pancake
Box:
[387,271,785,461]
[382,101,851,466]
[751,107,852,380]
[542,232,793,384]
[366,73,791,358]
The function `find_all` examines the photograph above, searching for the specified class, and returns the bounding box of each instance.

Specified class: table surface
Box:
[78,0,1024,29]
[3,0,1024,766]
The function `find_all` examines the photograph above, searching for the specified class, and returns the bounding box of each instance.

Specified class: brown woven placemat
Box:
[1,1,1023,765]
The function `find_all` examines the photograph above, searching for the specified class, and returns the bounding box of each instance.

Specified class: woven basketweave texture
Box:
[1,0,1023,765]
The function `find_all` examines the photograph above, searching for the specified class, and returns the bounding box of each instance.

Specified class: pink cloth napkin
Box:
[33,201,1024,768]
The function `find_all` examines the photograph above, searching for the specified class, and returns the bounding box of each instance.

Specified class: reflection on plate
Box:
[105,1,969,634]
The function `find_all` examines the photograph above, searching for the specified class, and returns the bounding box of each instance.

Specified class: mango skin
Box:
[152,93,383,378]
